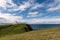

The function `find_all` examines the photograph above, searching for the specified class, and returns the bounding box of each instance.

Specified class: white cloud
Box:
[25,18,60,24]
[1,13,60,24]
[0,0,17,8]
[27,12,43,17]
[47,0,60,7]
[0,0,32,12]
[19,2,31,11]
[0,0,6,7]
[0,13,23,23]
[47,5,60,11]
[1,0,60,24]
[0,0,33,24]
[46,0,60,12]
[31,3,43,9]
[27,12,38,17]
[0,0,18,12]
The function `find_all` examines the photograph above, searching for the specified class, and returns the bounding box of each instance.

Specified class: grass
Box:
[0,27,60,40]
[0,24,27,37]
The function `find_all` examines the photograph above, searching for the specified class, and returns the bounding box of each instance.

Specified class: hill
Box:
[0,24,33,37]
[0,27,60,40]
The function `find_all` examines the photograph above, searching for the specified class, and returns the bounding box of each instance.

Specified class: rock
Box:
[24,24,33,32]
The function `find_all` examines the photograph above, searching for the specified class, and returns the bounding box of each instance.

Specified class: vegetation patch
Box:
[0,24,33,37]
[0,27,60,40]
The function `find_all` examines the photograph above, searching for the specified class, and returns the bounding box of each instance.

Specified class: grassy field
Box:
[0,27,60,40]
[0,24,28,37]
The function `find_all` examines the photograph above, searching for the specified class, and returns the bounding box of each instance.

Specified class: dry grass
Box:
[0,27,60,40]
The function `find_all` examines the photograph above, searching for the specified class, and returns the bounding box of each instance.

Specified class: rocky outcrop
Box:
[24,24,33,32]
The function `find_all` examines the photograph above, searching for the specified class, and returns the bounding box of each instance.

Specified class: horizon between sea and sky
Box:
[0,0,60,24]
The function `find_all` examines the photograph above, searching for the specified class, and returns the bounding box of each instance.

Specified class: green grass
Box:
[0,27,60,40]
[0,24,27,37]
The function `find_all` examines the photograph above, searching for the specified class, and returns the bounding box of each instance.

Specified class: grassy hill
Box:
[0,27,60,40]
[0,24,32,37]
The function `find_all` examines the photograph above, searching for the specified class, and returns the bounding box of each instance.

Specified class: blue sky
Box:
[0,0,60,24]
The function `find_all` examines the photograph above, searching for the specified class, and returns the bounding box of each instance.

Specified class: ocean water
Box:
[30,24,60,30]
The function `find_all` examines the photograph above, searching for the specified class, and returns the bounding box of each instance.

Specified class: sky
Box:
[0,0,60,24]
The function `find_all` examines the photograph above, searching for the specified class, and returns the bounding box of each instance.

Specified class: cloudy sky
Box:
[0,0,60,24]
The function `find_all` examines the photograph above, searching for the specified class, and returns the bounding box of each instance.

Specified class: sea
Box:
[30,24,60,30]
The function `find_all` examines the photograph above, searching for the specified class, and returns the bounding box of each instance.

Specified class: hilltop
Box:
[0,27,60,40]
[0,24,33,37]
